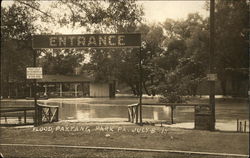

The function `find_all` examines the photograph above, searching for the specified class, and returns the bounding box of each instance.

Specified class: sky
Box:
[2,0,209,36]
[140,1,208,23]
[2,0,208,25]
[2,0,209,62]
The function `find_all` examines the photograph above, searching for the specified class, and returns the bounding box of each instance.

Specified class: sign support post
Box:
[139,46,143,125]
[27,66,42,126]
[33,50,38,127]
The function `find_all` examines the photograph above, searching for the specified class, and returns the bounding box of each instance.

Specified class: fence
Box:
[127,103,140,123]
[37,104,59,125]
[0,104,59,126]
[127,103,209,126]
[236,119,248,133]
[0,107,35,125]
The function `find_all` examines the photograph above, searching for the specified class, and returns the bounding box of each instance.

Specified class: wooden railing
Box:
[236,119,248,133]
[128,103,209,124]
[127,103,140,123]
[0,107,35,125]
[0,104,59,126]
[37,104,59,125]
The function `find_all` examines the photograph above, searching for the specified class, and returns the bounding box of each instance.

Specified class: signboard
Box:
[26,67,43,79]
[207,73,217,81]
[32,34,141,49]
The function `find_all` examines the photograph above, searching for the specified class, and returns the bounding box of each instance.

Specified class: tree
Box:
[54,0,145,95]
[39,49,85,75]
[138,24,165,96]
[1,2,39,97]
[49,0,143,33]
[156,13,209,102]
[214,0,248,96]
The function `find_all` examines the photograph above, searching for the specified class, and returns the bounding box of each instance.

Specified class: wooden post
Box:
[56,107,59,122]
[8,83,11,98]
[244,121,246,132]
[33,116,35,124]
[170,106,174,124]
[135,105,138,124]
[37,106,40,125]
[24,110,27,124]
[138,105,140,123]
[40,107,43,124]
[239,121,242,132]
[132,107,135,123]
[33,50,38,127]
[113,80,116,98]
[60,83,62,97]
[44,84,47,96]
[139,47,143,125]
[18,116,21,124]
[129,107,132,122]
[128,108,131,122]
[237,119,239,132]
[75,83,78,97]
[29,86,32,97]
[37,106,41,125]
[48,108,51,122]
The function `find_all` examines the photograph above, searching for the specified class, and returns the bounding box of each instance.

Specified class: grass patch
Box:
[0,122,249,158]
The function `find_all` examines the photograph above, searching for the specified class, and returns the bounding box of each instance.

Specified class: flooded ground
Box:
[1,97,249,131]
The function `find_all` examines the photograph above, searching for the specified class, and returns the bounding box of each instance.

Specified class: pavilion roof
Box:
[37,74,93,83]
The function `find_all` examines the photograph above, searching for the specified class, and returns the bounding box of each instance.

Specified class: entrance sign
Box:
[26,67,43,79]
[32,34,141,49]
[32,33,143,126]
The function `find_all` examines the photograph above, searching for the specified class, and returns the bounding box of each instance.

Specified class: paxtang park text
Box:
[32,34,141,49]
[32,125,169,134]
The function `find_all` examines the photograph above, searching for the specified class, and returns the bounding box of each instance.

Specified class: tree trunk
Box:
[191,84,198,96]
[129,83,138,96]
[220,78,227,96]
[143,81,150,96]
[135,82,140,96]
[151,75,156,96]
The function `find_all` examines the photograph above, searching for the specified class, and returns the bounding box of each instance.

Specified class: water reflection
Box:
[57,102,174,122]
[1,97,248,123]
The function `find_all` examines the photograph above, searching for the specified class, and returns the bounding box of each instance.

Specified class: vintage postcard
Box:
[0,0,249,157]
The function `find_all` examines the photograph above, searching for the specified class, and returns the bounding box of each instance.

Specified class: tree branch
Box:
[16,0,55,20]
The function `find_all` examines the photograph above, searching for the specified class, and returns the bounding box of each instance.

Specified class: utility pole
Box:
[209,0,216,130]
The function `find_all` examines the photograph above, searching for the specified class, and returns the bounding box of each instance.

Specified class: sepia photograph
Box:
[0,0,249,158]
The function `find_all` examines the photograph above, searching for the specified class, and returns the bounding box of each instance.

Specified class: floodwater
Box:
[1,97,249,131]
[37,98,196,123]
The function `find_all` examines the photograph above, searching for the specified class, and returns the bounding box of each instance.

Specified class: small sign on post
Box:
[26,67,43,79]
[207,73,217,81]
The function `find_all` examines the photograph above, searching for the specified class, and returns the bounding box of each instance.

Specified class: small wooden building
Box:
[35,75,116,98]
